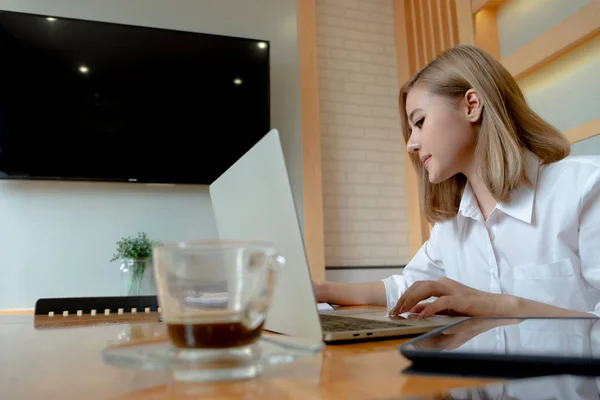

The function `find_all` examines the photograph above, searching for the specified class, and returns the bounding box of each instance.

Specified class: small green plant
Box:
[110,232,160,296]
[110,232,159,262]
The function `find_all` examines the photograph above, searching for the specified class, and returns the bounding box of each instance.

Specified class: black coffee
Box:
[167,321,264,349]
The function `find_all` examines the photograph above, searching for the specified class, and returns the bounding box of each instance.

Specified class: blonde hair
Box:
[399,45,570,223]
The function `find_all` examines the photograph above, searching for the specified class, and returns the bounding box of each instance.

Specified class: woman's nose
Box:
[406,142,420,154]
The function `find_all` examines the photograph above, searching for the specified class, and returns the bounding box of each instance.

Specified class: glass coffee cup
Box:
[153,240,284,380]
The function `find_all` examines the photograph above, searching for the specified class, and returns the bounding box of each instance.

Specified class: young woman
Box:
[314,45,600,319]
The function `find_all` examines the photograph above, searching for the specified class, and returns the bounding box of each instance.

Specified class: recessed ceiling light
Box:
[257,42,267,49]
[233,78,243,85]
[46,17,57,22]
[78,65,89,74]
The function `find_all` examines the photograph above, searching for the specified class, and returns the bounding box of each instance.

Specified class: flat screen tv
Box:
[0,11,270,184]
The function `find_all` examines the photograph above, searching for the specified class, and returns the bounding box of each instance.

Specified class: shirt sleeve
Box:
[579,167,600,316]
[381,222,446,310]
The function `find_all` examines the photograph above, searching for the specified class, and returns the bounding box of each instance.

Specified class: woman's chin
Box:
[428,172,448,184]
[427,171,441,184]
[426,165,454,184]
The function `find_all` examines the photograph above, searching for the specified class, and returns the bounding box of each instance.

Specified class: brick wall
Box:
[316,0,410,267]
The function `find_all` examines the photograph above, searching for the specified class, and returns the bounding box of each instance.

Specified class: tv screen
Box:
[0,11,270,184]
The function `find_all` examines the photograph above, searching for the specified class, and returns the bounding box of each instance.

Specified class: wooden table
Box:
[0,313,497,399]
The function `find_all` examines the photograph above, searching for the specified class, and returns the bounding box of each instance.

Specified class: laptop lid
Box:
[209,129,323,342]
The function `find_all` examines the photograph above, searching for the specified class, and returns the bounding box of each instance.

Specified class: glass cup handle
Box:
[265,253,284,299]
[245,253,285,331]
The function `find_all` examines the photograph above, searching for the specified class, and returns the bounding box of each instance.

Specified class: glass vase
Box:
[120,257,156,296]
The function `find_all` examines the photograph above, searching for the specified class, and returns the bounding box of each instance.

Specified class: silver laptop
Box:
[209,129,462,343]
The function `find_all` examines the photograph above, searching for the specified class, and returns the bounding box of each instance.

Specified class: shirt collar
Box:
[496,151,539,224]
[458,151,540,225]
[458,181,479,220]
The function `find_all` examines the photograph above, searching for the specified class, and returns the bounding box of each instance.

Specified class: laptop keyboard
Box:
[319,314,407,332]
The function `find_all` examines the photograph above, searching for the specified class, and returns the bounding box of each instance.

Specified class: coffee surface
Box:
[167,321,264,349]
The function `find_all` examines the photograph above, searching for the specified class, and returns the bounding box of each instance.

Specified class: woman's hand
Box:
[389,278,519,318]
[389,277,595,318]
[409,292,521,318]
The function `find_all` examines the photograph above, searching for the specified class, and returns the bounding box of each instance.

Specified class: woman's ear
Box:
[464,89,483,123]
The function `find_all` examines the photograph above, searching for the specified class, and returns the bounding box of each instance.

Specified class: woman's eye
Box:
[415,117,425,129]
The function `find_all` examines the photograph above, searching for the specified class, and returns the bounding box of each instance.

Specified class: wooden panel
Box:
[429,0,442,56]
[404,0,418,75]
[393,0,475,254]
[412,0,426,68]
[448,0,460,46]
[475,8,500,59]
[439,0,452,50]
[394,0,430,256]
[565,118,600,144]
[420,0,434,62]
[472,0,507,14]
[502,0,600,80]
[298,0,325,281]
[394,1,412,83]
[455,0,475,45]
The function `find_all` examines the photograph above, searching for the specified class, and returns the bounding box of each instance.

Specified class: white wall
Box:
[497,0,592,58]
[497,0,600,135]
[0,182,217,307]
[517,35,600,132]
[0,0,302,308]
[498,0,600,184]
[316,0,410,268]
[572,134,600,156]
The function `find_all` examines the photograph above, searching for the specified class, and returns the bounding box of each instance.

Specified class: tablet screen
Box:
[401,317,600,359]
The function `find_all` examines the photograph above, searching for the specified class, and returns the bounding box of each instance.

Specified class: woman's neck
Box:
[464,168,497,221]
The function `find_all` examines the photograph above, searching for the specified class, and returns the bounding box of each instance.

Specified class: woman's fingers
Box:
[416,295,519,319]
[391,281,436,315]
[409,302,457,316]
[391,280,451,315]
[389,281,422,316]
[416,296,461,318]
[398,292,519,319]
[408,302,428,314]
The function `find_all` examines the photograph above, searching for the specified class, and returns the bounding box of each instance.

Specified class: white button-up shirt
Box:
[383,152,600,316]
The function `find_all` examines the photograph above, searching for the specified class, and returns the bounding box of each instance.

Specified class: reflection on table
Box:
[404,375,600,400]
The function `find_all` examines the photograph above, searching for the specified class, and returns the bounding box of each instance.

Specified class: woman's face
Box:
[405,86,481,183]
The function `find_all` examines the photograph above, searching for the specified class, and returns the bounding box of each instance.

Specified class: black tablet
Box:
[399,317,600,379]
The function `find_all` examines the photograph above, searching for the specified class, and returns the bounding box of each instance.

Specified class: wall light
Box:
[78,65,89,74]
[46,17,57,22]
[233,78,243,85]
[257,42,267,49]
